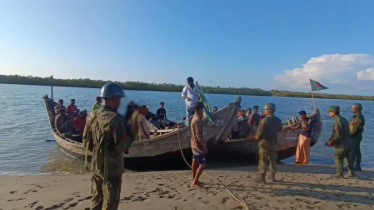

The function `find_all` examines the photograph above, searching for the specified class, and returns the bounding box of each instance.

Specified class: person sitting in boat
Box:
[66,99,79,117]
[54,99,65,115]
[124,101,138,141]
[156,102,167,120]
[246,108,252,119]
[238,110,248,137]
[55,108,73,134]
[248,105,261,138]
[156,102,170,128]
[91,96,102,111]
[138,105,151,140]
[72,111,87,133]
[213,106,218,113]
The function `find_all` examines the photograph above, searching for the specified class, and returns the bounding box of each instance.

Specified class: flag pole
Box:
[309,79,317,111]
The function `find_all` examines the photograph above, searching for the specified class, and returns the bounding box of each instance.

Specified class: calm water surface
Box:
[0,84,373,175]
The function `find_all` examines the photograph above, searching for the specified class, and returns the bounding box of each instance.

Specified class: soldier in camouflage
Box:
[253,103,283,183]
[349,103,365,171]
[83,82,132,210]
[326,106,355,178]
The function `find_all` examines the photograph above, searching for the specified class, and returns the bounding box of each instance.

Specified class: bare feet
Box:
[191,183,204,189]
[197,181,206,185]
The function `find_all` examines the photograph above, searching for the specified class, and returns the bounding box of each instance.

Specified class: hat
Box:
[299,110,307,115]
[187,77,194,82]
[328,106,340,113]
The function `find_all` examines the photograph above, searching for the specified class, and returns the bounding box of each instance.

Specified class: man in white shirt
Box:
[181,77,200,125]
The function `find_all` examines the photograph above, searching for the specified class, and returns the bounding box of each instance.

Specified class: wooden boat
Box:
[43,95,241,163]
[212,110,322,161]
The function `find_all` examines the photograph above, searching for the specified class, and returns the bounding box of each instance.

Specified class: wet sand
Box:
[1,164,373,210]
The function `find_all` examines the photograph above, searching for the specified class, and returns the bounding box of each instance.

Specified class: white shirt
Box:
[181,84,199,107]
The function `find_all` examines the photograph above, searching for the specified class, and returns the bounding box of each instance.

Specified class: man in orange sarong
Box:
[284,110,312,164]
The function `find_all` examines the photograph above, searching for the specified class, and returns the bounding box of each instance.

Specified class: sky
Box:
[1,1,374,95]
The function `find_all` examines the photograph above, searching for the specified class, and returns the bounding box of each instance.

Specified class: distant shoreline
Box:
[1,74,373,101]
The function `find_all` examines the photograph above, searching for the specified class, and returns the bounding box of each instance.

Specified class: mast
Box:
[50,75,54,100]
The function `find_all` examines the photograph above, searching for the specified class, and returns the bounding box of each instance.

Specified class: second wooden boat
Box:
[212,110,322,161]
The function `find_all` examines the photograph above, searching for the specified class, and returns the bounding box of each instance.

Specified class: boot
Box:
[347,171,355,177]
[329,173,344,179]
[255,173,266,183]
[354,164,362,172]
[268,173,277,182]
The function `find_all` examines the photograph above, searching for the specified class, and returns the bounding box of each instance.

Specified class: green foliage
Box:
[0,74,373,101]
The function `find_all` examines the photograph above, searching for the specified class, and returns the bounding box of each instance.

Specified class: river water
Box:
[0,83,373,175]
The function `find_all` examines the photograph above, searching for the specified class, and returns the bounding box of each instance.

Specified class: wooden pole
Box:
[50,75,54,100]
[309,79,316,111]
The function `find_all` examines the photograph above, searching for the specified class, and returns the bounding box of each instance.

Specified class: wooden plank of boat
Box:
[43,96,241,160]
[220,110,322,161]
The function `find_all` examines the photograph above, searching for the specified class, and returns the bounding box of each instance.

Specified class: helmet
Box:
[264,103,276,112]
[351,103,363,111]
[100,82,125,98]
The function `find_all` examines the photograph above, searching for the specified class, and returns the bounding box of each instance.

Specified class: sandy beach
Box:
[1,164,373,210]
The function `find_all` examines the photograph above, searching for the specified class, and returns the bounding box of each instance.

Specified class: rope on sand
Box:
[176,129,251,210]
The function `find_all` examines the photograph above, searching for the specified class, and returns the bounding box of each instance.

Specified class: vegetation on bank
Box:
[1,74,373,101]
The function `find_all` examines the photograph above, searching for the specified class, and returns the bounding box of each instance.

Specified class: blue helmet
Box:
[100,82,125,98]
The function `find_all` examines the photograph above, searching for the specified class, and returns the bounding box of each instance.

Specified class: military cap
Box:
[328,106,340,112]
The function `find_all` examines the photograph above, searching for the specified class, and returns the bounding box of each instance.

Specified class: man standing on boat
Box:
[191,102,208,189]
[349,103,365,171]
[83,82,132,210]
[253,103,283,183]
[181,77,200,126]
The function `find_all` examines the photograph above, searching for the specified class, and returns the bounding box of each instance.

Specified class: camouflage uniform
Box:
[327,106,354,177]
[349,103,365,171]
[83,82,131,210]
[256,103,283,182]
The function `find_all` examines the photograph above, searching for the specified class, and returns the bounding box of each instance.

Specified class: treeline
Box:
[1,74,373,101]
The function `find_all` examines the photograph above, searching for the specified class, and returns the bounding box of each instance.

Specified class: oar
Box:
[46,139,55,142]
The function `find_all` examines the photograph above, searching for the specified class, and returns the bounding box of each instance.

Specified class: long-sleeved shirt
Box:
[181,84,199,107]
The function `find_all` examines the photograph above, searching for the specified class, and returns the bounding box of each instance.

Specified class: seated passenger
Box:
[213,106,218,113]
[54,99,65,115]
[73,111,87,133]
[156,102,167,120]
[91,96,102,111]
[156,102,170,128]
[55,108,72,133]
[138,106,151,140]
[66,99,78,117]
